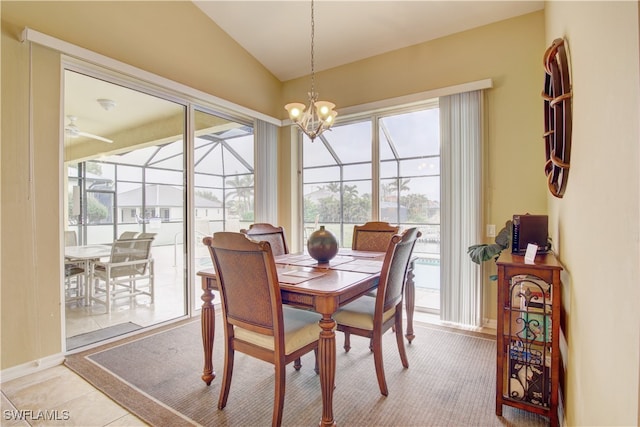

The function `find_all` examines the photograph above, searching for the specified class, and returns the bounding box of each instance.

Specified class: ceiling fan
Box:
[65,115,113,143]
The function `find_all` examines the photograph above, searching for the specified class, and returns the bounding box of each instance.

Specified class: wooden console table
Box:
[495,252,563,426]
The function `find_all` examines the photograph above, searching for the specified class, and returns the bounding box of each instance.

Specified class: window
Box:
[302,103,441,312]
[302,119,373,245]
[379,108,440,257]
[193,109,255,270]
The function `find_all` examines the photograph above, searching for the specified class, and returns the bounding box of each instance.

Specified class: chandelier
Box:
[284,0,337,142]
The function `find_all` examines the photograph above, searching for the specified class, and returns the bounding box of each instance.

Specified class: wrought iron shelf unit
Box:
[495,252,563,427]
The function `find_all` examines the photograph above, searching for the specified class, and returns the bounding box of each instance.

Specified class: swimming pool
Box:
[412,257,440,291]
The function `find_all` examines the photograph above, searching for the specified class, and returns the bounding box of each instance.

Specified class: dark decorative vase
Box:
[307,225,338,263]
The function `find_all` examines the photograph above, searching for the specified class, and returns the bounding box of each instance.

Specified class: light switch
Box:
[487,224,496,238]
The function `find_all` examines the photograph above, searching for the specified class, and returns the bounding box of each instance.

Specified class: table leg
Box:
[405,260,416,343]
[318,315,337,427]
[83,259,90,305]
[201,284,216,385]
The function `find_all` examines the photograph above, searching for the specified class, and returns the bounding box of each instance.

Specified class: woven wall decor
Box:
[542,38,572,198]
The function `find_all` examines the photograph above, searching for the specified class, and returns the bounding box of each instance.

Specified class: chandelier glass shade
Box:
[284,0,337,141]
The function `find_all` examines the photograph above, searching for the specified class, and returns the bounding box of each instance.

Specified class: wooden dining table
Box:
[197,250,418,426]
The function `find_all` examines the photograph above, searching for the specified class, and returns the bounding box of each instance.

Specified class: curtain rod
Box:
[337,79,493,118]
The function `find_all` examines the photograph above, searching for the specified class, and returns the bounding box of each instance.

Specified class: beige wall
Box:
[545,1,640,426]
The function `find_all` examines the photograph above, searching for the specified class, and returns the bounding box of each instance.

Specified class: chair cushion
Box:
[65,265,84,277]
[333,296,396,330]
[93,263,144,279]
[234,306,321,355]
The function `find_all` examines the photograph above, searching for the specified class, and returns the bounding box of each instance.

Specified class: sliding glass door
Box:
[63,69,188,347]
[62,68,258,348]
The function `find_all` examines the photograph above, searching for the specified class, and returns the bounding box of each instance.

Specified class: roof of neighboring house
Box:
[118,184,221,208]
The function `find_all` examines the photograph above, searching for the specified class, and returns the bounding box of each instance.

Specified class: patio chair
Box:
[118,231,139,239]
[64,261,85,304]
[90,233,156,313]
[334,228,421,396]
[203,232,320,427]
[65,230,78,246]
[64,230,85,304]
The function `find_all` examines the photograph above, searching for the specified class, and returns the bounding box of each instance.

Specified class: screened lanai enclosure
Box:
[66,118,254,249]
[63,69,255,347]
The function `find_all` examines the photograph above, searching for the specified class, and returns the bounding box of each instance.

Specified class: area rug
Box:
[66,321,142,350]
[65,317,549,426]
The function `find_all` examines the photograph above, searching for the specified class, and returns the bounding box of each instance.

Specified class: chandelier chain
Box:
[310,0,315,96]
[283,0,337,141]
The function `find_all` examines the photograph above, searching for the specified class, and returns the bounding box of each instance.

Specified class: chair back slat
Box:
[240,223,289,256]
[119,231,139,240]
[109,233,155,277]
[204,232,281,337]
[352,222,400,252]
[65,230,78,247]
[377,228,421,313]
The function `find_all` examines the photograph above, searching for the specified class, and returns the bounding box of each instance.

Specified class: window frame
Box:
[300,100,441,251]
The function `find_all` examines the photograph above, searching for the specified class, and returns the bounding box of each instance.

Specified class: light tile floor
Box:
[1,365,147,426]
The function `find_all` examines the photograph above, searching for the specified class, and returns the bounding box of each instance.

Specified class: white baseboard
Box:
[0,354,65,384]
[483,318,497,330]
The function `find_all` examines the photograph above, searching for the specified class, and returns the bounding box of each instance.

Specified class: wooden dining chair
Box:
[334,227,421,396]
[203,232,320,427]
[348,221,401,348]
[240,223,289,256]
[352,221,400,252]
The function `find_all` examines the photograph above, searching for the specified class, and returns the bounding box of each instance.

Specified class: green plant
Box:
[467,220,512,279]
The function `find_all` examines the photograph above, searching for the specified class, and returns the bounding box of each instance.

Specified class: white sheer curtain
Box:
[254,119,278,224]
[439,90,483,327]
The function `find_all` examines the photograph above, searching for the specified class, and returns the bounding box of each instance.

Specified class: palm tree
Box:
[380,182,394,202]
[388,178,411,196]
[225,175,254,216]
[322,182,341,196]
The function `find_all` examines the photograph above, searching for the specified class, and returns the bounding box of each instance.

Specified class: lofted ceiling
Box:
[194,0,544,81]
[64,1,544,147]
